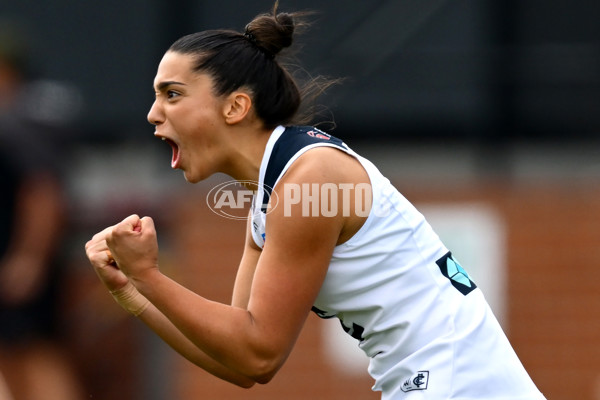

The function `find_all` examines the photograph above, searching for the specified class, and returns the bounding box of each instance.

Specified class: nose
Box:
[147,100,164,126]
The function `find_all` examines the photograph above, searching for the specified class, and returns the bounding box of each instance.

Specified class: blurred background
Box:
[0,0,599,399]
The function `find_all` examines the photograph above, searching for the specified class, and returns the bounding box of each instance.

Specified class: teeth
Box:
[161,137,166,141]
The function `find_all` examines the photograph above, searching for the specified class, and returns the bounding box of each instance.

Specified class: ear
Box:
[223,91,252,125]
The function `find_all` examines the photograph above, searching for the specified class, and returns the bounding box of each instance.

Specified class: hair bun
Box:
[244,9,296,58]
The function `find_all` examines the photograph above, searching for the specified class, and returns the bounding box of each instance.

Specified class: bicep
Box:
[244,185,344,356]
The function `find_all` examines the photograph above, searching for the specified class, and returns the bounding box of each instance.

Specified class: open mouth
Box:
[161,137,180,168]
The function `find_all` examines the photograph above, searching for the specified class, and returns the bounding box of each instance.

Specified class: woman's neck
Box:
[221,125,274,183]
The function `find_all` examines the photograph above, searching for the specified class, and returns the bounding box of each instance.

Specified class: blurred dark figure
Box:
[0,19,83,400]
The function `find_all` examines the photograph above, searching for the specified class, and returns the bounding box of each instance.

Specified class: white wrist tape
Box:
[109,282,150,316]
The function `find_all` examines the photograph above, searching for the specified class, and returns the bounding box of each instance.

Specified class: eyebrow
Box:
[155,81,186,91]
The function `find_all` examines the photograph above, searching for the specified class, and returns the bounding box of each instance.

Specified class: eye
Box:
[166,90,180,100]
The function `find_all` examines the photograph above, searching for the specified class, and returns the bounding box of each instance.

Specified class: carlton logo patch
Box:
[401,371,429,392]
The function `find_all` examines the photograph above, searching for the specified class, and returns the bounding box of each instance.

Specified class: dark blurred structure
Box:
[0,0,598,145]
[0,18,85,400]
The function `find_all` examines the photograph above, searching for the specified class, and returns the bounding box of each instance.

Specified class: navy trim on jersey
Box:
[261,126,347,212]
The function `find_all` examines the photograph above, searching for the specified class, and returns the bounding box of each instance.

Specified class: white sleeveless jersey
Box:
[251,126,545,399]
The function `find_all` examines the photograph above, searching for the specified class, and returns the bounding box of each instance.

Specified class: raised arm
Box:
[85,224,256,387]
[140,213,262,385]
[99,147,367,384]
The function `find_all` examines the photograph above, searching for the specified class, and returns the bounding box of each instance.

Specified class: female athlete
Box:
[85,4,546,399]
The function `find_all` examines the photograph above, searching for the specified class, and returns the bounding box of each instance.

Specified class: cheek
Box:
[186,109,221,140]
[170,100,223,146]
[168,108,200,138]
[177,103,213,127]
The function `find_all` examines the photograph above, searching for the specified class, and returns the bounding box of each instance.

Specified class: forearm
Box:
[132,269,284,383]
[137,302,255,388]
[103,215,297,383]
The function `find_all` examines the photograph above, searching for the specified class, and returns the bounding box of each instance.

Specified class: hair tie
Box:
[243,30,275,59]
[243,31,257,44]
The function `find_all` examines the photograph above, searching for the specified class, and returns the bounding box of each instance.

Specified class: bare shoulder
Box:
[282,145,368,184]
[268,144,371,245]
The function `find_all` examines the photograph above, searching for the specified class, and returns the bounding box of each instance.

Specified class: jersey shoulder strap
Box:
[261,126,347,212]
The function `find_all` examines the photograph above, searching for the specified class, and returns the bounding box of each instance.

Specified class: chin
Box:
[183,170,210,184]
[183,172,199,183]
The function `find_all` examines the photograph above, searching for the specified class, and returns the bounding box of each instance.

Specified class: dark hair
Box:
[168,3,334,129]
